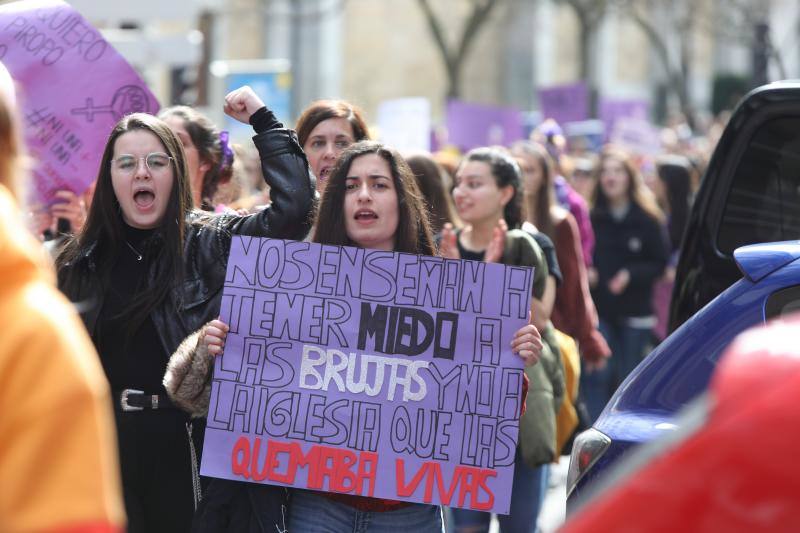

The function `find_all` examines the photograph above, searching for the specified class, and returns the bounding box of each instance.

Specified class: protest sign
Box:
[446,100,523,152]
[377,97,431,153]
[599,97,649,141]
[610,116,661,156]
[538,82,589,127]
[0,0,159,204]
[201,237,534,514]
[564,119,605,153]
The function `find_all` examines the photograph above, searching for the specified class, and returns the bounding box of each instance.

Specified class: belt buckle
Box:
[120,388,144,412]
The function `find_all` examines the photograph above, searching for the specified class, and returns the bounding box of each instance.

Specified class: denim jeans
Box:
[289,490,444,533]
[449,452,548,533]
[581,318,653,422]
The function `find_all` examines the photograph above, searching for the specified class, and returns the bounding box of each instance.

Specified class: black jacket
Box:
[59,126,315,356]
[591,203,668,320]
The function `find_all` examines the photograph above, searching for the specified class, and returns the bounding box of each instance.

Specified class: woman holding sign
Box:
[166,141,543,532]
[56,86,315,533]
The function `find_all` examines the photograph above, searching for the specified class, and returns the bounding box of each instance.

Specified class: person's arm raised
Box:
[217,85,316,241]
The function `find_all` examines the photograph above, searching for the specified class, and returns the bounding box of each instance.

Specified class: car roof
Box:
[734,240,800,282]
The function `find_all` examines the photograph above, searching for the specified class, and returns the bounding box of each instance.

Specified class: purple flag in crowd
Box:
[0,0,159,204]
[201,237,534,514]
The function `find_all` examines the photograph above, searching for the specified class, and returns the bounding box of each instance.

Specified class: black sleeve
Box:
[249,106,284,133]
[530,232,563,285]
[214,128,315,242]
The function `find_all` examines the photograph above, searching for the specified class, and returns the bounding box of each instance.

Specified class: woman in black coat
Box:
[56,87,315,533]
[585,148,668,422]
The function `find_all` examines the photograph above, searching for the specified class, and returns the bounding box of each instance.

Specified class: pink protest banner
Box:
[201,237,533,514]
[0,0,159,204]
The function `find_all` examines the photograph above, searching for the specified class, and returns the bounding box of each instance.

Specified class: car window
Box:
[717,117,800,255]
[766,285,800,320]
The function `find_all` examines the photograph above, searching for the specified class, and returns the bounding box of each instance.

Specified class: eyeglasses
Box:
[111,152,173,175]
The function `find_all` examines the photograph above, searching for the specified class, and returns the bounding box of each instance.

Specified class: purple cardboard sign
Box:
[445,100,523,151]
[201,237,534,514]
[538,82,589,126]
[0,0,159,204]
[610,116,661,156]
[599,98,649,141]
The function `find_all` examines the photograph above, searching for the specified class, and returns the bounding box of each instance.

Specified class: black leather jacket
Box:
[59,127,315,356]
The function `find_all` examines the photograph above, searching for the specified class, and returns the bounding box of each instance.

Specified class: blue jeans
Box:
[289,490,444,533]
[449,453,548,533]
[581,318,652,422]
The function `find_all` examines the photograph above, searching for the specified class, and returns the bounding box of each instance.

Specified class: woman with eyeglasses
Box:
[55,86,315,533]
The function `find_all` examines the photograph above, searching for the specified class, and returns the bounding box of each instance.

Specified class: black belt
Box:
[117,389,177,412]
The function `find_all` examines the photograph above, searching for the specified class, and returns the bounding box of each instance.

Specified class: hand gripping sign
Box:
[201,237,534,514]
[0,0,159,205]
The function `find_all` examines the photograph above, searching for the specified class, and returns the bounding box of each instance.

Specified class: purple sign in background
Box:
[599,97,649,141]
[445,99,523,151]
[538,82,589,126]
[201,237,533,514]
[0,0,159,205]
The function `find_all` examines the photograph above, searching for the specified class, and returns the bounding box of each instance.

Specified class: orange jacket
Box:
[0,185,125,532]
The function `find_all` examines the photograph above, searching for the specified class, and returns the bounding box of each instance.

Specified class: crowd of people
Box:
[2,50,719,532]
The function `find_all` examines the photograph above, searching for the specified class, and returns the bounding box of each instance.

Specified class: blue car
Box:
[567,80,800,507]
[566,240,800,506]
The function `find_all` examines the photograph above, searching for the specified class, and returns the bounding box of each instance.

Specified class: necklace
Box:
[125,240,143,261]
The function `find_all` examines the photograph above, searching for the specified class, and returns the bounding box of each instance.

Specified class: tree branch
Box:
[455,0,499,66]
[417,0,457,77]
[417,0,500,98]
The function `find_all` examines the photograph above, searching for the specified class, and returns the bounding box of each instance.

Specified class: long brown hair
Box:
[296,100,369,148]
[314,141,435,256]
[592,147,665,224]
[57,113,192,328]
[510,141,557,239]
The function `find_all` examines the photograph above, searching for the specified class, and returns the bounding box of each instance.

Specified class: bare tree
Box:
[556,0,610,81]
[416,0,501,99]
[709,0,786,80]
[613,0,698,125]
[614,0,787,125]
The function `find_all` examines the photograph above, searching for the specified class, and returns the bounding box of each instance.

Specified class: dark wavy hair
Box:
[313,141,435,256]
[57,113,192,330]
[458,147,524,229]
[159,105,234,209]
[657,157,692,251]
[295,100,369,148]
